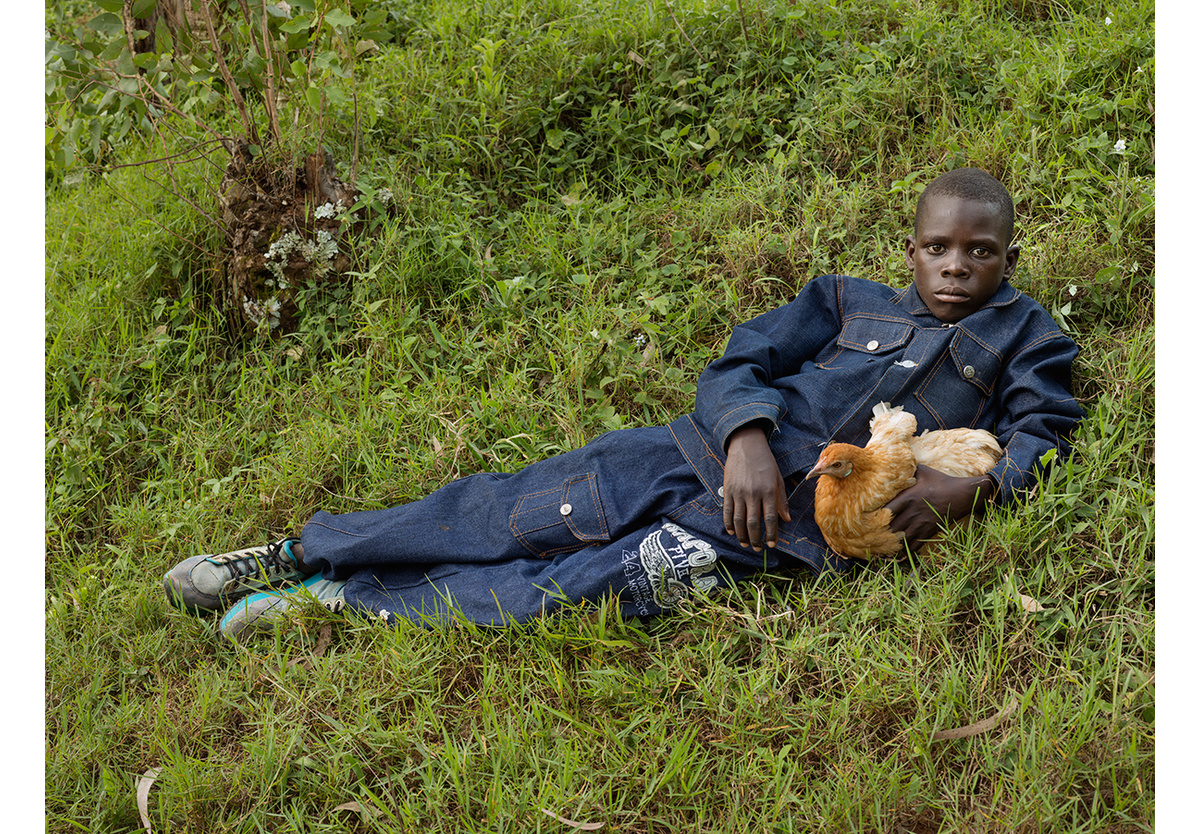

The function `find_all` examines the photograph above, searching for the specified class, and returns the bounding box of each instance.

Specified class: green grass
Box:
[45,0,1153,831]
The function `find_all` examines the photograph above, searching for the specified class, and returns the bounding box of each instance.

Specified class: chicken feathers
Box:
[805,402,1002,561]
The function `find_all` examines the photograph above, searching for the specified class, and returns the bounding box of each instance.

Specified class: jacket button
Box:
[718,487,725,498]
[963,365,976,379]
[559,503,573,515]
[866,340,879,351]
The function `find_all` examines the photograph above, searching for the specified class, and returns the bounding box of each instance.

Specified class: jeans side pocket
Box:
[509,473,611,558]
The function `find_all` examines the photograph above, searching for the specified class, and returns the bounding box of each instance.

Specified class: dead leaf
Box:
[333,800,378,819]
[541,808,604,830]
[137,767,163,832]
[627,50,646,67]
[1018,594,1044,613]
[931,697,1019,741]
[560,193,581,206]
[289,622,333,669]
[431,436,443,454]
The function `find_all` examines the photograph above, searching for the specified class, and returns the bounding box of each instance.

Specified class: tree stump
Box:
[216,140,358,337]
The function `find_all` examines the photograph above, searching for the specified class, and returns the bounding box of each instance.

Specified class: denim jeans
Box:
[300,427,774,626]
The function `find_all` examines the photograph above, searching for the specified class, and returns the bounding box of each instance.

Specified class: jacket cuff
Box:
[987,432,1060,506]
[713,402,782,453]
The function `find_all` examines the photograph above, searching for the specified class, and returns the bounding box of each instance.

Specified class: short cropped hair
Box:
[915,168,1015,245]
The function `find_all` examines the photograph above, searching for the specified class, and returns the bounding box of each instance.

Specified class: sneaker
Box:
[219,574,347,642]
[163,538,312,614]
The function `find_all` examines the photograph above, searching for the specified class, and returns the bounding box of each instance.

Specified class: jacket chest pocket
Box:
[947,327,1001,396]
[509,473,611,558]
[914,327,1002,425]
[818,316,915,367]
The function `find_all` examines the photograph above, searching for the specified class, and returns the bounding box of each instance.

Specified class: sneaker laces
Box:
[213,540,296,583]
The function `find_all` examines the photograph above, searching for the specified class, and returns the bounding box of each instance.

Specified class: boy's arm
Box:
[697,277,843,551]
[695,276,843,452]
[986,330,1085,504]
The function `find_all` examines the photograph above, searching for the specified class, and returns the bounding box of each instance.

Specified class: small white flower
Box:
[1113,138,1127,154]
[1135,66,1144,74]
[378,608,391,622]
[1104,16,1112,25]
[376,187,394,206]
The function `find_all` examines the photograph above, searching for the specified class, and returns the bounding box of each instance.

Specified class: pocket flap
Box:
[560,474,609,541]
[836,316,915,354]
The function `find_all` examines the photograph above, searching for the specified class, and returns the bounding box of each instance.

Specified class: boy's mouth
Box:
[933,287,971,304]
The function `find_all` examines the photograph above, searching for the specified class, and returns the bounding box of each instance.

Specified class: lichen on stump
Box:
[216,139,359,337]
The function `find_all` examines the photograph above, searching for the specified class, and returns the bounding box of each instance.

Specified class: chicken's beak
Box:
[804,461,825,481]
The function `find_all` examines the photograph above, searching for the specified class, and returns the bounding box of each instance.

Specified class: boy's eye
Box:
[926,244,945,254]
[971,247,993,257]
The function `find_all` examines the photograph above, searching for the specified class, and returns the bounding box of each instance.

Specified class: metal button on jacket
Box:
[963,365,976,379]
[866,339,880,351]
[559,503,573,515]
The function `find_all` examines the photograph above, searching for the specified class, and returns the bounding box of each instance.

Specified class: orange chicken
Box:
[804,403,1002,560]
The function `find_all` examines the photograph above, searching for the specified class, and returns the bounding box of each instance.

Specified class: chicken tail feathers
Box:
[867,401,917,447]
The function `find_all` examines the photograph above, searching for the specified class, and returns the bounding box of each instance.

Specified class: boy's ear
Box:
[1004,243,1020,279]
[903,235,917,270]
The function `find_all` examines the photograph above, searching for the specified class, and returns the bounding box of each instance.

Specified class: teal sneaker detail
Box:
[219,574,347,642]
[163,539,311,614]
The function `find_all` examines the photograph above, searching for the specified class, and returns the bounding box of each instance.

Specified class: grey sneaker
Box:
[163,538,311,614]
[219,574,347,642]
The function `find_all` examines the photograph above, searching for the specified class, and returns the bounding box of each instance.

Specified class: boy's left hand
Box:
[884,465,996,548]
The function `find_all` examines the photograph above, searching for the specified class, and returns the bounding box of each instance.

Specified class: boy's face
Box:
[905,195,1018,323]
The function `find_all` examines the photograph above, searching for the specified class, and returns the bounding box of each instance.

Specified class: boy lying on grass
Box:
[164,167,1084,640]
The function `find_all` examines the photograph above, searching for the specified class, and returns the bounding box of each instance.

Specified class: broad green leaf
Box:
[132,0,158,17]
[86,13,124,36]
[324,9,357,29]
[280,15,314,34]
[305,84,323,111]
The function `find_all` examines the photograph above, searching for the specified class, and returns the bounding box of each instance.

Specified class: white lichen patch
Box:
[265,229,340,281]
[243,294,283,329]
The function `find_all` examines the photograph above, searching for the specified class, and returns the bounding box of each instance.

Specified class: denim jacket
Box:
[666,274,1084,574]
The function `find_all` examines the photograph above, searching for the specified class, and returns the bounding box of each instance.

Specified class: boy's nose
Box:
[943,250,969,277]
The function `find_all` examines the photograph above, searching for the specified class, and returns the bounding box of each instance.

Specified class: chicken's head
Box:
[804,444,860,481]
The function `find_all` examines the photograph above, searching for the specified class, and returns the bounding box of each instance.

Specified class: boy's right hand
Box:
[722,423,791,551]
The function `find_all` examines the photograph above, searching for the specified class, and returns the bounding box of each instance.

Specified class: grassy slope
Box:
[46,0,1154,831]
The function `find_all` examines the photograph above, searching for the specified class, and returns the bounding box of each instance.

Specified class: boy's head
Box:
[905,167,1019,323]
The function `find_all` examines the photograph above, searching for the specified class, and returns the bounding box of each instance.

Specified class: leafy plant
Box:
[45,0,406,180]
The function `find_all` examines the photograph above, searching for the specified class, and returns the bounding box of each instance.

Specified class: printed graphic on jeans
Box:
[621,522,720,615]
